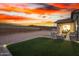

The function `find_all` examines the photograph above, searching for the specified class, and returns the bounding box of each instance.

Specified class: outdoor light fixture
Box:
[62,25,70,33]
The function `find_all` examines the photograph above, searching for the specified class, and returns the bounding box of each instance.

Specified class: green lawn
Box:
[7,37,79,56]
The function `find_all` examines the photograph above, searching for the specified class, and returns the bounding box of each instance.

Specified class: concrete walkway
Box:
[0,30,51,56]
[0,45,11,56]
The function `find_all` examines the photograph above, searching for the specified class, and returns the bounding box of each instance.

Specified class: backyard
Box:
[7,37,79,56]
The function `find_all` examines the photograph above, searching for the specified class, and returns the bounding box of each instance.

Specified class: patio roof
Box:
[55,18,74,23]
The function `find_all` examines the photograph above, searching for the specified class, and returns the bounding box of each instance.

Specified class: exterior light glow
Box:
[3,44,7,48]
[62,25,70,33]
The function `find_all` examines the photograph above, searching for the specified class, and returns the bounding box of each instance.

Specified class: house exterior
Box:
[55,18,76,36]
[71,9,79,41]
[55,18,77,40]
[55,9,79,41]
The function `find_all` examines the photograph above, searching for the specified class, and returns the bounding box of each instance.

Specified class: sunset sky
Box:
[0,3,79,26]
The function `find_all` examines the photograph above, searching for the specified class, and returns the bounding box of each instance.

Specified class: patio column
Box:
[77,14,79,40]
[71,9,79,40]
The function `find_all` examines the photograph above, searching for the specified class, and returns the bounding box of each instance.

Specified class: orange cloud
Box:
[0,14,26,20]
[48,3,79,9]
[0,3,75,26]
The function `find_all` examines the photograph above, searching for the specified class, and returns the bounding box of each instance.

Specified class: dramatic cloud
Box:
[0,10,70,21]
[0,3,78,26]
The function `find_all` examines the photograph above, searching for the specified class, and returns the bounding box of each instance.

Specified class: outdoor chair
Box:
[57,35,64,40]
[69,32,77,41]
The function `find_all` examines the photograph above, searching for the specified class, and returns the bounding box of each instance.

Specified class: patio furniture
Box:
[69,32,77,41]
[51,32,57,39]
[57,35,64,40]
